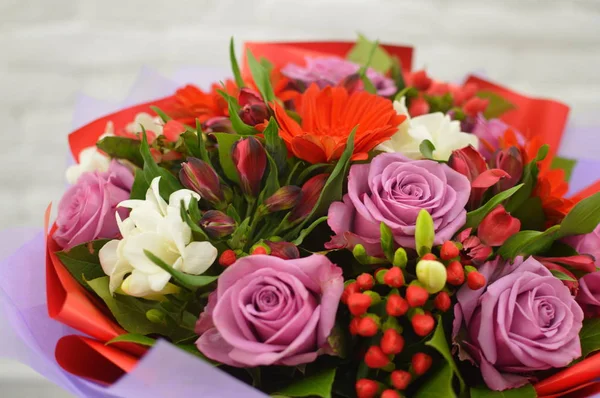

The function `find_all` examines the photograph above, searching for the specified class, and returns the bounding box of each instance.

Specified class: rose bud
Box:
[446,260,465,285]
[411,313,435,336]
[203,116,234,134]
[200,210,236,239]
[290,173,329,221]
[386,294,409,317]
[179,157,224,206]
[406,285,429,307]
[434,291,451,312]
[409,70,432,91]
[381,328,404,355]
[390,370,411,390]
[381,390,401,398]
[357,273,375,291]
[364,346,391,369]
[462,97,489,117]
[416,260,447,294]
[265,240,300,260]
[440,241,459,261]
[408,96,430,117]
[491,146,523,192]
[383,267,405,288]
[347,292,372,316]
[341,282,360,304]
[358,316,380,337]
[412,353,432,375]
[356,379,379,398]
[219,249,237,267]
[232,136,267,197]
[263,185,302,213]
[478,205,521,246]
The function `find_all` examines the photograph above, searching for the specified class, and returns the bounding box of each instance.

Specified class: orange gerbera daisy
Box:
[173,79,238,124]
[272,84,405,164]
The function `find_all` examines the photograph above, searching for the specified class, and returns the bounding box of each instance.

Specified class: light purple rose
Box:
[54,161,133,250]
[576,271,600,318]
[281,56,396,96]
[471,114,525,159]
[453,256,584,391]
[563,224,600,268]
[195,254,344,367]
[326,153,470,255]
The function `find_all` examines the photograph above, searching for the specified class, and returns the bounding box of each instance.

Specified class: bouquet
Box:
[2,37,600,398]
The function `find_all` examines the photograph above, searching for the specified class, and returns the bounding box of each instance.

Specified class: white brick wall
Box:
[0,0,599,394]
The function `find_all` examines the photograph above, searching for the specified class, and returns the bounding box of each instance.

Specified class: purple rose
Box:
[453,256,584,391]
[577,271,600,318]
[563,224,600,268]
[195,254,344,367]
[54,161,133,250]
[471,114,525,159]
[281,56,396,97]
[326,153,470,255]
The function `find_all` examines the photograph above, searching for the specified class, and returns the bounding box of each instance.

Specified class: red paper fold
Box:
[535,352,600,397]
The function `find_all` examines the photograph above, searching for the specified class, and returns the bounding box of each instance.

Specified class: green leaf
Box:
[414,362,456,398]
[558,191,600,238]
[465,184,524,229]
[476,91,516,119]
[130,168,150,200]
[510,196,545,231]
[390,55,406,93]
[140,131,184,200]
[194,120,212,165]
[264,117,287,172]
[347,34,392,73]
[228,217,250,250]
[470,384,536,398]
[356,40,379,94]
[551,156,577,182]
[246,49,276,103]
[213,132,241,183]
[291,216,328,246]
[505,145,548,213]
[258,151,280,204]
[380,222,395,262]
[180,130,202,159]
[550,269,577,282]
[96,136,143,167]
[106,333,156,347]
[144,250,217,291]
[580,318,600,358]
[497,226,561,259]
[274,368,336,398]
[425,316,466,395]
[179,200,210,241]
[229,37,245,88]
[219,89,256,136]
[415,209,435,256]
[149,106,172,123]
[57,240,110,291]
[419,139,436,160]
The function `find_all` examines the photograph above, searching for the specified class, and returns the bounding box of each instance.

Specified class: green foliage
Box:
[389,55,406,93]
[106,333,156,346]
[144,250,217,291]
[470,384,536,398]
[219,89,256,136]
[497,226,561,259]
[558,191,600,238]
[347,34,392,73]
[96,136,143,167]
[140,131,184,200]
[213,132,241,183]
[551,156,577,182]
[57,240,110,291]
[415,209,435,256]
[291,216,328,246]
[550,269,577,281]
[505,145,548,213]
[414,362,456,398]
[425,316,466,395]
[130,168,150,200]
[149,106,172,122]
[263,117,288,173]
[419,139,436,160]
[579,318,600,358]
[274,368,336,398]
[510,196,545,231]
[475,91,516,119]
[465,184,524,229]
[229,37,245,88]
[246,49,276,103]
[380,222,395,262]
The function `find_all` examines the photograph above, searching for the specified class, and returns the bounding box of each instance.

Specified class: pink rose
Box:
[577,271,600,318]
[54,161,133,250]
[195,254,344,367]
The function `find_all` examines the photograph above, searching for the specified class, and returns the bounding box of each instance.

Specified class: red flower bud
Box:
[434,291,451,312]
[390,370,411,390]
[349,317,361,336]
[341,73,362,94]
[358,317,379,337]
[218,249,236,267]
[200,210,236,239]
[264,185,302,213]
[347,293,372,316]
[440,241,459,261]
[356,379,379,398]
[462,97,489,117]
[383,267,405,288]
[410,70,432,91]
[448,145,488,209]
[467,271,486,290]
[290,173,329,222]
[341,282,360,304]
[412,353,432,375]
[386,294,409,317]
[381,390,401,398]
[411,313,435,337]
[162,120,186,142]
[265,240,300,260]
[203,116,234,134]
[179,157,224,205]
[356,273,375,291]
[446,261,465,286]
[421,253,437,261]
[381,328,405,355]
[408,96,430,117]
[364,346,390,369]
[491,146,523,192]
[238,88,269,126]
[478,205,521,247]
[406,285,429,307]
[232,136,267,197]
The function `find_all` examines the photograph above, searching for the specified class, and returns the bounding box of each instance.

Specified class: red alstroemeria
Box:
[232,137,267,197]
[477,205,521,247]
[457,228,493,265]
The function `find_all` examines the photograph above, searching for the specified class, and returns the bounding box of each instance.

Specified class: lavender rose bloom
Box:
[326,153,470,254]
[577,271,600,317]
[563,224,600,268]
[281,56,396,97]
[195,254,344,366]
[54,161,133,250]
[453,256,584,391]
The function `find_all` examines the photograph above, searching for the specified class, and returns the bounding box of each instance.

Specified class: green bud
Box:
[375,268,388,284]
[381,315,403,333]
[416,259,447,294]
[363,290,382,305]
[268,236,283,242]
[415,209,435,256]
[344,279,357,288]
[464,265,477,274]
[363,313,382,327]
[381,361,396,372]
[393,247,408,268]
[380,222,395,261]
[353,244,387,265]
[146,309,166,324]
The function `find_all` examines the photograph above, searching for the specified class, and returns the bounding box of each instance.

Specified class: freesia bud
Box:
[239,88,269,126]
[232,136,267,197]
[264,185,302,213]
[265,240,300,259]
[200,210,236,239]
[491,146,523,192]
[179,158,224,205]
[478,205,521,246]
[204,116,234,134]
[290,173,329,221]
[416,259,447,294]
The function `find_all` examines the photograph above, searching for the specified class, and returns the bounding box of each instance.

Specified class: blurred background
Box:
[0,0,599,396]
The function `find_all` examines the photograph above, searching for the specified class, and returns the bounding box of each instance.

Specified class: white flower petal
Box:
[123,231,179,273]
[65,147,110,184]
[168,189,201,209]
[158,211,192,254]
[180,241,218,275]
[147,177,168,216]
[99,240,133,294]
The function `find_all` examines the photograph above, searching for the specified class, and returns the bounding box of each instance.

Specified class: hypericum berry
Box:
[440,241,460,260]
[252,246,268,255]
[364,346,390,369]
[381,328,404,355]
[357,317,379,337]
[412,353,432,375]
[347,293,372,316]
[421,253,437,261]
[434,291,451,312]
[390,370,411,390]
[381,390,401,398]
[356,273,375,290]
[356,378,379,398]
[446,261,465,286]
[386,294,409,317]
[341,282,360,304]
[411,313,435,337]
[467,271,486,290]
[383,267,404,288]
[218,250,236,267]
[349,317,361,335]
[406,285,429,307]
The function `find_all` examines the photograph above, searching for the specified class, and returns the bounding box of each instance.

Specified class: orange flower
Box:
[272,84,405,164]
[173,80,238,124]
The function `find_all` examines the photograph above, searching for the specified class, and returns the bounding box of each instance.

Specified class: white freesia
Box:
[377,97,479,161]
[65,122,115,184]
[99,177,218,297]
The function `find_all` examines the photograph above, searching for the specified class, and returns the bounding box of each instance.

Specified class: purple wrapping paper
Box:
[1,67,598,397]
